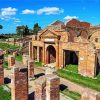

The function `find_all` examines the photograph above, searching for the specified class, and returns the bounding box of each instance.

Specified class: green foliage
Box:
[0,25,3,29]
[15,54,22,61]
[3,61,8,69]
[65,64,78,73]
[61,89,81,100]
[33,23,41,35]
[34,61,43,67]
[16,25,29,36]
[0,43,19,50]
[0,86,11,100]
[57,68,100,91]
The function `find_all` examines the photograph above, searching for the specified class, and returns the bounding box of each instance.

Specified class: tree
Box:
[0,25,3,29]
[16,25,29,37]
[33,23,41,35]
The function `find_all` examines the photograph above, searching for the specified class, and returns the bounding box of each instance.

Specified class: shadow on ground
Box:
[28,92,34,100]
[4,77,11,84]
[34,73,45,78]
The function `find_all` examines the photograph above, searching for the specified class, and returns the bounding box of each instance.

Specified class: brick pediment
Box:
[39,29,59,38]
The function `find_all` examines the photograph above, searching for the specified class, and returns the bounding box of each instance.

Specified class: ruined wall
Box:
[0,49,4,85]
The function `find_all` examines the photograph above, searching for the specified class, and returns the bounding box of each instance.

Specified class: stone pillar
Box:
[23,55,30,66]
[34,76,46,100]
[29,42,33,59]
[56,43,59,69]
[81,88,100,100]
[11,67,28,100]
[0,49,4,85]
[8,55,15,68]
[37,46,39,62]
[13,52,17,57]
[46,75,60,100]
[28,60,34,78]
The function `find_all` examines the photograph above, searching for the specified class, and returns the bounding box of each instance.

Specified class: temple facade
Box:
[29,19,100,77]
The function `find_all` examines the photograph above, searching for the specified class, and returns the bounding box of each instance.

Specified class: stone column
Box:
[0,49,4,85]
[37,46,39,62]
[11,67,28,100]
[23,55,30,66]
[56,43,59,69]
[29,42,33,59]
[13,52,17,57]
[81,88,100,100]
[28,60,34,78]
[46,75,60,100]
[8,55,15,68]
[34,76,46,100]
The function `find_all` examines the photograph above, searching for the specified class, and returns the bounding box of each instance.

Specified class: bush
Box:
[0,86,11,100]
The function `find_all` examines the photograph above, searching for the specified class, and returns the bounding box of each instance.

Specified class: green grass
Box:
[65,64,78,73]
[57,69,100,91]
[3,61,8,69]
[0,86,11,100]
[15,54,22,61]
[61,89,81,100]
[0,42,19,50]
[34,61,43,67]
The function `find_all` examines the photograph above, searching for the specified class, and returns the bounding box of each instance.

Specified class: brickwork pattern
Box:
[28,60,34,78]
[81,88,100,100]
[11,67,28,100]
[8,55,15,68]
[0,49,4,85]
[34,76,46,100]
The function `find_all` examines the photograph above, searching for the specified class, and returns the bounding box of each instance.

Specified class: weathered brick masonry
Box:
[29,19,100,78]
[11,67,28,100]
[28,60,34,78]
[8,55,15,68]
[81,88,100,100]
[0,49,4,85]
[34,75,60,100]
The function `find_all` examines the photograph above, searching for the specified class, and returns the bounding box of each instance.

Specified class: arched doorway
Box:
[46,45,56,64]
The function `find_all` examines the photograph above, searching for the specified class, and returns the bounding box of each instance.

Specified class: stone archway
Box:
[46,45,56,64]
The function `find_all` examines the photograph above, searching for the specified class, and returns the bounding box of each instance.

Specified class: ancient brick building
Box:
[29,19,100,77]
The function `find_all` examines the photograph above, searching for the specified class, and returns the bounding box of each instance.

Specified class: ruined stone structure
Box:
[34,75,60,100]
[34,76,46,100]
[8,55,15,68]
[28,60,34,78]
[46,75,60,100]
[11,67,28,100]
[29,19,100,78]
[81,88,100,100]
[23,55,30,66]
[0,49,4,85]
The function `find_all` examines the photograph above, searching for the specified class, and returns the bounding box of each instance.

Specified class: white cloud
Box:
[64,15,78,21]
[37,7,64,15]
[0,7,18,20]
[22,9,35,14]
[13,18,21,23]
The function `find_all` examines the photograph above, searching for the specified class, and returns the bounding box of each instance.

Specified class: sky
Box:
[0,0,100,33]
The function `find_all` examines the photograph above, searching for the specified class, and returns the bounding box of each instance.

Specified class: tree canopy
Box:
[0,25,3,29]
[16,25,29,37]
[33,23,41,35]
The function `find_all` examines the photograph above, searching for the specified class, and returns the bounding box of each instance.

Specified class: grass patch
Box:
[34,61,43,67]
[65,64,78,73]
[61,89,81,100]
[0,42,19,50]
[3,61,8,69]
[15,54,22,61]
[0,85,11,100]
[57,68,100,91]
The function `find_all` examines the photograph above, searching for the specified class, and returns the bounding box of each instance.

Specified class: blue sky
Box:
[0,0,100,33]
